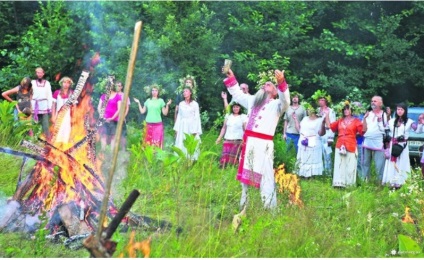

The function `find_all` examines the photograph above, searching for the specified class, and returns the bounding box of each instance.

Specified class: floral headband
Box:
[332,100,366,116]
[256,70,277,90]
[300,100,320,115]
[143,83,167,96]
[311,89,332,104]
[176,74,197,98]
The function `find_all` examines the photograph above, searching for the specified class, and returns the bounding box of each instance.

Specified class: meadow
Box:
[0,116,423,257]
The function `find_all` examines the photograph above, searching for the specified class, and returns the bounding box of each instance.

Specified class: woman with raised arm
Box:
[134,84,171,148]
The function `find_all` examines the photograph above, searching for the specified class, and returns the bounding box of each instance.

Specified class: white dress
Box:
[296,116,325,177]
[382,118,414,186]
[52,91,71,144]
[173,100,202,160]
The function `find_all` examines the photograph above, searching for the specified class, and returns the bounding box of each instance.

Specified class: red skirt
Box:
[219,139,243,167]
[145,122,164,148]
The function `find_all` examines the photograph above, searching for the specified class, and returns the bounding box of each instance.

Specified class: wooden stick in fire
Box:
[95,21,143,243]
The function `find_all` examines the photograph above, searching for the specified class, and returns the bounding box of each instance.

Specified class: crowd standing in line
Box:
[134,84,171,149]
[2,61,424,201]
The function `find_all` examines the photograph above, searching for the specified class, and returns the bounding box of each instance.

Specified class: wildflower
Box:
[346,227,351,231]
[391,249,397,255]
[367,212,373,223]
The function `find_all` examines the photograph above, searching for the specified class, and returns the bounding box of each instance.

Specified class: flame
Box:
[119,231,151,258]
[274,164,304,207]
[55,72,62,82]
[402,206,414,224]
[13,64,118,234]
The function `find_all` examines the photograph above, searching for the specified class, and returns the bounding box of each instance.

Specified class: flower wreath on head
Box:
[256,70,277,90]
[143,83,166,96]
[176,74,197,99]
[290,91,304,101]
[333,100,366,116]
[311,89,332,105]
[300,100,320,115]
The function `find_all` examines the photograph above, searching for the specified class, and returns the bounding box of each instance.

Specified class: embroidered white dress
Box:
[296,116,325,177]
[226,80,290,209]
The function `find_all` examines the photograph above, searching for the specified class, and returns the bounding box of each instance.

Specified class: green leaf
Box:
[398,234,423,257]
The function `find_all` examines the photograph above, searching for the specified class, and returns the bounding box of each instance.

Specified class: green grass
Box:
[1,128,424,257]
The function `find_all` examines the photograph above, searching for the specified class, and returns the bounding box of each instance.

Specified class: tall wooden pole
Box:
[95,21,143,242]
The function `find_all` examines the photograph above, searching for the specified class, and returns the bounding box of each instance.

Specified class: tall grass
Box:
[1,124,424,257]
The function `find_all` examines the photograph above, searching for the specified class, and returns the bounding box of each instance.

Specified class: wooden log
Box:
[57,203,92,237]
[104,189,140,239]
[96,21,143,242]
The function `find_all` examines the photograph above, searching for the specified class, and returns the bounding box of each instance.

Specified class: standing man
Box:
[223,68,290,210]
[317,95,336,175]
[361,96,389,182]
[31,67,53,139]
[283,91,306,153]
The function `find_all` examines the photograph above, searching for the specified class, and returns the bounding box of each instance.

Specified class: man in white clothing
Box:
[31,67,53,139]
[361,96,390,182]
[223,68,290,209]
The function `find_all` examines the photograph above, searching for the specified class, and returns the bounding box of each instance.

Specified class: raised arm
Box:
[133,98,147,114]
[221,91,229,110]
[162,99,172,116]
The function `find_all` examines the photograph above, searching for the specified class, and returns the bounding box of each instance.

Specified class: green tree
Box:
[0,0,86,92]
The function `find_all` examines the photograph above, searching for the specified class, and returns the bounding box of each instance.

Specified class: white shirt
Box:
[224,113,247,140]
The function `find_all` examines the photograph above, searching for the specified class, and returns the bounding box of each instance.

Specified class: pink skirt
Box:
[219,139,242,167]
[145,122,164,148]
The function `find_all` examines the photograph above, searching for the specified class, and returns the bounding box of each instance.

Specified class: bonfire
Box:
[0,22,169,257]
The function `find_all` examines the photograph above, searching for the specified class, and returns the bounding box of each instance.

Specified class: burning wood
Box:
[0,67,170,251]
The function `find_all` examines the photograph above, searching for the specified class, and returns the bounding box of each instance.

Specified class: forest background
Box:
[1,1,424,257]
[1,0,424,128]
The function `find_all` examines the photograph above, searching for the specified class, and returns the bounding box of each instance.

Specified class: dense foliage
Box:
[1,1,424,125]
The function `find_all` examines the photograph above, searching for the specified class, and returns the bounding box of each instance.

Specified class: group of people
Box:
[2,67,70,140]
[283,92,424,190]
[4,65,424,212]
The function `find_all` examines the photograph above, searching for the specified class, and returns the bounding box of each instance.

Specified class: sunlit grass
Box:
[1,127,424,257]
